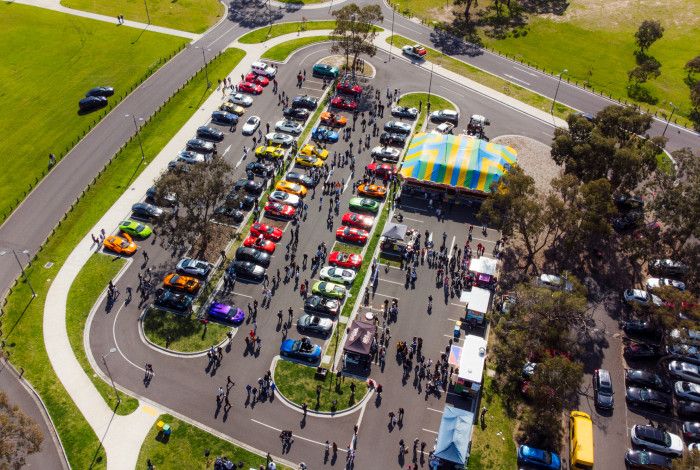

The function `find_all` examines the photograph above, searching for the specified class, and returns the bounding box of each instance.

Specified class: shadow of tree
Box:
[228,0,286,28]
[519,0,569,15]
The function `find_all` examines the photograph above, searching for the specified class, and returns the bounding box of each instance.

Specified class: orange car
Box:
[103,234,137,256]
[358,183,387,199]
[320,111,347,127]
[163,273,202,294]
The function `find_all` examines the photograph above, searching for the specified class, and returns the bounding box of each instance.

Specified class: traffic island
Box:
[273,358,369,413]
[142,309,231,354]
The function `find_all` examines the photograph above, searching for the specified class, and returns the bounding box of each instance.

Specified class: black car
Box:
[285,171,316,188]
[613,210,644,231]
[235,246,271,268]
[186,138,214,154]
[227,260,265,282]
[678,400,700,419]
[78,96,107,112]
[625,387,672,412]
[131,202,164,220]
[615,194,644,211]
[292,95,318,110]
[625,369,668,392]
[391,105,418,120]
[234,178,264,195]
[624,449,672,470]
[304,295,340,316]
[283,107,310,121]
[246,161,274,177]
[622,320,661,340]
[683,422,700,441]
[196,126,225,142]
[624,342,662,360]
[226,191,257,210]
[154,290,193,314]
[380,132,407,146]
[649,259,689,277]
[211,111,238,126]
[214,206,245,223]
[86,86,114,97]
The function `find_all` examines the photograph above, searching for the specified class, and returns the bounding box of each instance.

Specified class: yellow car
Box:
[358,183,387,199]
[276,180,308,197]
[299,143,329,160]
[295,155,323,168]
[255,145,285,159]
[163,273,202,294]
[103,234,137,256]
[220,102,245,116]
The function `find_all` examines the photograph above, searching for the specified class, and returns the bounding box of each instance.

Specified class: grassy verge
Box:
[0,49,245,469]
[378,255,401,267]
[238,21,337,44]
[332,241,364,255]
[397,92,455,131]
[137,414,292,469]
[274,359,368,412]
[67,254,139,415]
[142,309,231,352]
[262,36,332,62]
[61,0,223,33]
[0,3,187,223]
[388,35,573,121]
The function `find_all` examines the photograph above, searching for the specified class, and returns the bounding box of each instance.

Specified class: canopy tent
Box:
[343,320,376,356]
[399,133,517,193]
[381,222,408,241]
[469,256,498,276]
[435,406,474,466]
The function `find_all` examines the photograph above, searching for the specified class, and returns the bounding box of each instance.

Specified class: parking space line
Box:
[251,419,337,449]
[229,291,254,299]
[422,428,439,435]
[402,216,424,223]
[373,292,395,298]
[427,407,444,414]
[301,86,321,93]
[448,236,455,258]
[450,303,465,307]
[400,204,429,213]
[379,278,404,286]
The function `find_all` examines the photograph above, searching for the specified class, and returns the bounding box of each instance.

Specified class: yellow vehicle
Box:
[255,145,285,159]
[220,102,245,116]
[569,411,594,469]
[299,143,329,160]
[295,155,323,168]
[276,180,308,197]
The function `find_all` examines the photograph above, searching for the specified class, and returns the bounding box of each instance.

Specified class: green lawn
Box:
[0,49,245,469]
[0,3,187,223]
[332,241,364,255]
[388,35,573,121]
[67,254,139,415]
[142,309,231,352]
[137,414,292,470]
[61,0,224,33]
[262,36,332,62]
[398,92,455,130]
[238,20,337,44]
[275,360,368,412]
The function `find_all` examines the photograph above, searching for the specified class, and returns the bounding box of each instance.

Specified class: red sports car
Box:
[250,222,283,242]
[342,212,374,230]
[336,226,369,245]
[238,81,263,95]
[328,251,363,269]
[243,235,276,254]
[366,162,396,179]
[245,72,270,87]
[336,81,363,96]
[264,201,296,220]
[330,96,357,111]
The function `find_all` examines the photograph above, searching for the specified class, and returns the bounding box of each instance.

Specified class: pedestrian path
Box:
[12,0,200,40]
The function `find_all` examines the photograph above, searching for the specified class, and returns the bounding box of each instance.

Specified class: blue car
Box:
[311,127,339,143]
[280,337,322,363]
[208,302,245,325]
[211,110,238,126]
[517,445,561,470]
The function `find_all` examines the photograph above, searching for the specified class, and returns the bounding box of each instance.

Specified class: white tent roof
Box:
[458,335,487,383]
[460,287,491,314]
[468,256,498,276]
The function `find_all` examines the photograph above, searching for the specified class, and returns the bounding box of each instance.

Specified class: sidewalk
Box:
[12,0,199,40]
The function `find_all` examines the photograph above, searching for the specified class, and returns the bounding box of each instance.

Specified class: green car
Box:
[312,281,346,299]
[312,63,339,79]
[349,197,379,214]
[119,219,153,238]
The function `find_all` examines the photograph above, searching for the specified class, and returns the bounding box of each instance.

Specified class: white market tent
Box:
[458,335,488,386]
[468,256,498,276]
[459,287,491,316]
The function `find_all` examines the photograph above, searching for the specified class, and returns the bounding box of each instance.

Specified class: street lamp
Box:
[12,249,35,298]
[195,46,212,88]
[387,5,396,62]
[550,68,568,115]
[662,102,677,137]
[102,347,121,405]
[427,61,435,109]
[125,114,146,164]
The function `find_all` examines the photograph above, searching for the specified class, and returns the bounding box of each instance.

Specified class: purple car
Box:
[208,302,245,325]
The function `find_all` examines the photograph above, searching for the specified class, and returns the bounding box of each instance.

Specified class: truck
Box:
[466,114,490,140]
[402,44,427,60]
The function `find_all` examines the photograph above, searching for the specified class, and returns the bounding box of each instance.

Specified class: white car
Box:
[645,277,686,291]
[176,150,206,164]
[251,60,276,78]
[266,132,294,147]
[432,122,454,134]
[384,120,412,134]
[674,381,700,403]
[370,146,401,162]
[269,190,300,207]
[630,425,684,456]
[668,361,700,384]
[229,92,253,107]
[320,267,357,286]
[623,289,662,307]
[275,119,303,136]
[430,109,459,124]
[241,116,261,135]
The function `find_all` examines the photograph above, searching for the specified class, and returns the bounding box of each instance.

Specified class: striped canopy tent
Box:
[399,133,517,193]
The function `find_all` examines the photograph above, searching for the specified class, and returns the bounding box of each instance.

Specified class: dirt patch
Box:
[491,135,560,194]
[319,55,375,78]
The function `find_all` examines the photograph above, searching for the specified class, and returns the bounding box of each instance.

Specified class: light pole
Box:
[427,61,434,108]
[126,114,146,164]
[12,249,35,298]
[662,102,677,137]
[388,5,396,62]
[195,46,212,88]
[101,347,121,405]
[550,68,568,115]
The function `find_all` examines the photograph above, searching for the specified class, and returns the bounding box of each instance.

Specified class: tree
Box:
[627,56,661,84]
[0,391,43,469]
[685,55,700,81]
[453,0,478,25]
[153,158,234,257]
[634,20,664,53]
[527,355,583,412]
[331,4,383,75]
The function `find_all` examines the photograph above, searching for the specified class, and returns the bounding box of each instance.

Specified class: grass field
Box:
[0,3,186,222]
[61,0,224,33]
[262,36,332,62]
[67,254,140,414]
[275,359,368,412]
[142,309,231,352]
[137,414,293,469]
[397,92,455,130]
[238,21,337,44]
[0,49,245,469]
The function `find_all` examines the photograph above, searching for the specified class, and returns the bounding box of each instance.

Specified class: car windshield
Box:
[135,224,145,232]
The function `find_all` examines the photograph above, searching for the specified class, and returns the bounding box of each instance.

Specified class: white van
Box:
[251,61,276,78]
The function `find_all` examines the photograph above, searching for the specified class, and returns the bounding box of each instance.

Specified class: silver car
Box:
[384,120,412,134]
[266,132,294,147]
[275,119,303,136]
[176,150,206,164]
[242,116,261,135]
[668,361,700,384]
[229,92,253,107]
[674,381,700,402]
[297,314,333,336]
[645,277,686,291]
[430,109,459,124]
[269,190,300,207]
[371,146,401,162]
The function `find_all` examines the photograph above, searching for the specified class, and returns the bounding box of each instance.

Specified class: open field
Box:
[238,21,337,44]
[262,36,332,62]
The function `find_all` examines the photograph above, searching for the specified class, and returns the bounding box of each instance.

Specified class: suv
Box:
[312,63,339,79]
[630,425,683,456]
[593,369,614,410]
[430,109,459,124]
[649,258,688,277]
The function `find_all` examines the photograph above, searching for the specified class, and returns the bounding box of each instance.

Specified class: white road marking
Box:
[343,178,351,193]
[438,85,459,94]
[422,428,439,435]
[503,73,531,86]
[235,157,244,168]
[379,278,404,286]
[223,145,231,156]
[251,419,343,449]
[400,204,429,213]
[114,301,147,373]
[373,292,395,298]
[450,303,465,307]
[427,407,444,414]
[206,24,237,48]
[229,291,254,299]
[512,65,538,77]
[448,236,455,258]
[401,216,423,223]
